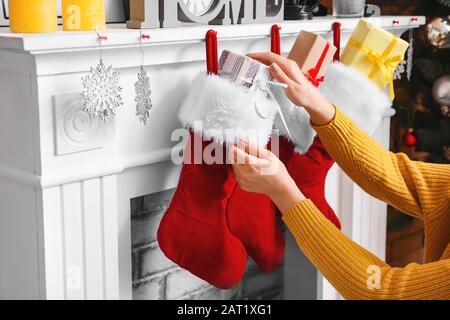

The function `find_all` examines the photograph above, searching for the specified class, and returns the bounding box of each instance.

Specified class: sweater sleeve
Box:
[312,107,450,221]
[283,200,450,300]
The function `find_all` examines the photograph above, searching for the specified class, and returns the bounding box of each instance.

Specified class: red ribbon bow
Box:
[305,72,325,87]
[304,41,330,87]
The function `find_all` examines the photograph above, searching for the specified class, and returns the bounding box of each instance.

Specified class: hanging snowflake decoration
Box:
[134,66,153,125]
[81,59,123,123]
[406,30,414,81]
[394,60,406,81]
[394,29,414,81]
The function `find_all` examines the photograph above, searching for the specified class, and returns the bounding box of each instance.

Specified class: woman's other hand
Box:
[230,140,305,214]
[248,52,336,126]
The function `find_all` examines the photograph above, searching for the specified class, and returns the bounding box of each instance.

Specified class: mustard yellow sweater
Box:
[282,107,450,300]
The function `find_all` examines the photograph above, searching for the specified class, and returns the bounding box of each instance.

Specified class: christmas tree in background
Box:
[376,0,450,263]
[393,10,450,164]
[320,1,450,164]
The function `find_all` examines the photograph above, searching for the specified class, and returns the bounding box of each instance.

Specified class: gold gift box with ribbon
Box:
[341,19,409,100]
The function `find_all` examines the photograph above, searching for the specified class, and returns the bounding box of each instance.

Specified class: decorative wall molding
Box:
[53,92,107,156]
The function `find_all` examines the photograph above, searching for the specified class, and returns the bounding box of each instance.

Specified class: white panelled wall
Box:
[0,16,424,300]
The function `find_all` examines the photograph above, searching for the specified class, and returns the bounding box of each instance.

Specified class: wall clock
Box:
[182,0,217,17]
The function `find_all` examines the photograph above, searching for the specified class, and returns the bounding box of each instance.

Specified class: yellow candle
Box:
[9,0,58,33]
[62,0,106,31]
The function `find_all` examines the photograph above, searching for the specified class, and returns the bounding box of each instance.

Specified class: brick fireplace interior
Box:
[130,190,284,300]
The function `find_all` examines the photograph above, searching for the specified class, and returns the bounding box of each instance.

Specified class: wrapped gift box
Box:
[341,19,409,99]
[288,31,337,81]
[218,50,273,91]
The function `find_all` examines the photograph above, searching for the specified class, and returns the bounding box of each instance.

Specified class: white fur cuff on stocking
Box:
[319,62,393,136]
[179,72,277,147]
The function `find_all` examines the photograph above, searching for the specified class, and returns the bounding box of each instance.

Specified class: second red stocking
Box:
[227,138,285,273]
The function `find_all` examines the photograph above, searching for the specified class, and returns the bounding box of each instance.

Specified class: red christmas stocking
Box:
[280,136,341,228]
[158,72,277,288]
[157,131,247,288]
[227,138,285,273]
[272,85,342,229]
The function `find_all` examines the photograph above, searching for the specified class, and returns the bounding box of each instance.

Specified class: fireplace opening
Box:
[130,189,284,300]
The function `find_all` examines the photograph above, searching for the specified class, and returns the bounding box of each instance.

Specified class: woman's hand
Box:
[248,52,336,126]
[230,140,305,214]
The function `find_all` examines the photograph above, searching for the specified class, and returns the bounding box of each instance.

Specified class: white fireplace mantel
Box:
[0,16,425,300]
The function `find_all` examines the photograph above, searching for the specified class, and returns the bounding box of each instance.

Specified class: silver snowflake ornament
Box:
[394,60,406,81]
[394,29,415,82]
[81,59,123,123]
[406,31,414,81]
[134,66,153,125]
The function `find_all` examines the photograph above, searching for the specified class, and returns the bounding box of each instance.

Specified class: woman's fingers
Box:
[231,144,246,164]
[239,141,279,175]
[248,52,288,67]
[238,139,270,160]
[231,145,271,167]
[269,63,297,89]
[248,52,304,83]
[247,52,278,65]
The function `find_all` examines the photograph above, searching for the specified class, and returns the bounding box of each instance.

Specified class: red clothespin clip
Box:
[392,19,400,25]
[271,24,281,55]
[332,22,341,62]
[98,35,108,41]
[141,34,151,40]
[206,30,218,75]
[410,17,418,22]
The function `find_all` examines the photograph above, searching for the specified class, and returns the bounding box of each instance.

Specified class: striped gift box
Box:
[218,50,273,92]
